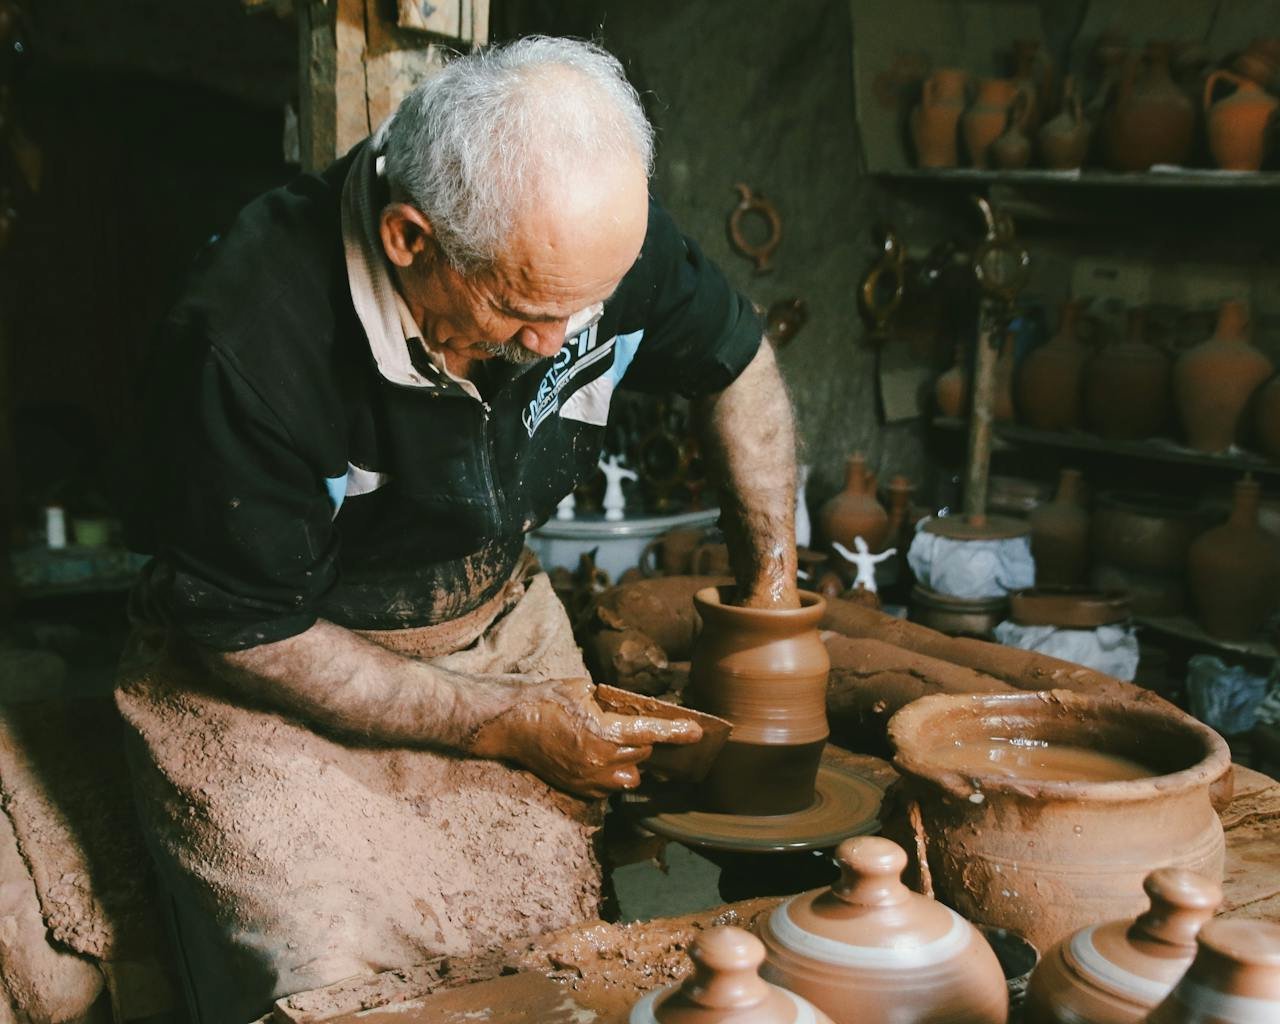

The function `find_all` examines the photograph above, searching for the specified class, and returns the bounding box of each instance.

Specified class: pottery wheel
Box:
[634,750,891,854]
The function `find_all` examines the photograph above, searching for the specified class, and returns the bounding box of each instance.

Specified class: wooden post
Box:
[962,301,1000,523]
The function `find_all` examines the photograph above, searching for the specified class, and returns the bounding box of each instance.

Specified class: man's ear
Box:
[379,203,438,269]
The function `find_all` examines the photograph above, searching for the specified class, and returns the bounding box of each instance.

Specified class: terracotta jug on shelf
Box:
[629,925,835,1024]
[1017,300,1087,430]
[1187,476,1280,641]
[1256,374,1280,460]
[819,453,890,552]
[935,345,969,418]
[1104,43,1194,171]
[964,78,1023,169]
[1233,36,1280,91]
[1039,77,1092,170]
[1083,309,1172,440]
[1025,868,1222,1024]
[686,587,829,816]
[1174,299,1274,453]
[912,68,968,168]
[1030,468,1090,586]
[1144,919,1280,1023]
[1012,37,1052,130]
[756,836,1009,1024]
[992,90,1033,169]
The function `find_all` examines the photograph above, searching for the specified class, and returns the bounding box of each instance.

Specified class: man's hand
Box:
[465,678,702,798]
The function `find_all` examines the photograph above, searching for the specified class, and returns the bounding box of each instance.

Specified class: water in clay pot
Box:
[886,691,1230,954]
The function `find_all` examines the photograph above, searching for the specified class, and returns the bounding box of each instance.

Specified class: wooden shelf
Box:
[931,418,1280,478]
[875,169,1280,190]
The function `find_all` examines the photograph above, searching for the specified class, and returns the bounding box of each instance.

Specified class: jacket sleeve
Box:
[615,198,764,398]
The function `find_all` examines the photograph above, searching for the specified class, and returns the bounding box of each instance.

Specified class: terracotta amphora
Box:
[1104,44,1194,171]
[1174,300,1274,453]
[1187,476,1280,641]
[819,453,890,553]
[935,345,969,418]
[1144,919,1280,1024]
[964,78,1023,169]
[912,68,968,168]
[1030,468,1090,586]
[1204,70,1278,171]
[757,836,1009,1024]
[687,587,829,816]
[1018,300,1088,429]
[1255,374,1280,460]
[1025,868,1222,1024]
[629,925,835,1024]
[1039,77,1092,170]
[1083,309,1172,440]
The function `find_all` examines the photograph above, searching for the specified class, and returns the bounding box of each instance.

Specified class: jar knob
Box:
[1131,869,1222,949]
[831,836,911,907]
[681,926,773,1011]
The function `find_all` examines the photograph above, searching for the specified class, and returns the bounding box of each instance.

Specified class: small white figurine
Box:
[832,536,897,594]
[598,455,638,521]
[555,491,576,521]
[795,463,812,549]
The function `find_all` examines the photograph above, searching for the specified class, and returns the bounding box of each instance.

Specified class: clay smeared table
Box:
[266,764,1280,1024]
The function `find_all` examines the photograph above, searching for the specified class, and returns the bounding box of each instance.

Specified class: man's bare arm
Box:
[693,340,800,609]
[204,619,700,797]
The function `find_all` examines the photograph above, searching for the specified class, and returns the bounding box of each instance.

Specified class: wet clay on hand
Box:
[467,678,703,799]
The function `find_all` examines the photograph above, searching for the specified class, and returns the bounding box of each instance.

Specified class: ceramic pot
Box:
[912,68,968,168]
[909,584,1007,639]
[1039,77,1092,170]
[757,836,1009,1024]
[1083,309,1172,440]
[1009,586,1129,628]
[687,587,829,815]
[1091,491,1205,574]
[1256,374,1280,460]
[1030,468,1090,586]
[964,78,1022,169]
[1025,868,1222,1024]
[819,454,890,553]
[1187,476,1280,641]
[885,475,914,551]
[936,345,969,418]
[1144,919,1280,1023]
[992,90,1033,169]
[630,925,835,1024]
[886,691,1230,954]
[1204,69,1278,171]
[1174,300,1274,453]
[1104,44,1194,171]
[1018,300,1088,430]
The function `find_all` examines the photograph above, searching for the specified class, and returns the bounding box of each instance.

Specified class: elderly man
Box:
[118,35,798,1024]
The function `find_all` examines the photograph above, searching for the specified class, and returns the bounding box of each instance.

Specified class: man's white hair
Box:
[382,36,655,272]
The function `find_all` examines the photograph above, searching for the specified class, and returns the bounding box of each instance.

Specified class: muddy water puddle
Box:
[933,736,1153,782]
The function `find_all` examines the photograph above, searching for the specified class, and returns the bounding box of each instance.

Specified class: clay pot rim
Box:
[1009,587,1131,627]
[887,690,1230,802]
[910,583,1009,614]
[693,586,826,627]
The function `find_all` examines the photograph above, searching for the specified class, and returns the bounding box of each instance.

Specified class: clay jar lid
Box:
[1147,919,1280,1022]
[631,926,833,1024]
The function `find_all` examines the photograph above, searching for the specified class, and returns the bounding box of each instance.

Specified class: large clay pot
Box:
[819,454,890,553]
[1083,309,1172,440]
[1018,300,1087,430]
[1186,476,1280,641]
[1174,300,1274,453]
[1204,69,1278,171]
[886,691,1230,954]
[1039,77,1092,170]
[687,587,829,815]
[964,78,1023,169]
[1256,374,1280,460]
[1025,868,1222,1024]
[912,68,968,168]
[935,345,969,418]
[630,925,835,1024]
[1091,491,1205,574]
[1030,469,1090,586]
[1104,44,1194,171]
[757,836,1009,1024]
[1144,919,1280,1023]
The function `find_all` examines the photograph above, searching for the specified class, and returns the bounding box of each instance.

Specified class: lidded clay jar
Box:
[687,588,829,816]
[819,453,890,553]
[1025,868,1222,1024]
[757,836,1009,1024]
[1018,300,1088,431]
[1084,309,1172,440]
[629,925,835,1024]
[1030,468,1090,586]
[1144,919,1280,1023]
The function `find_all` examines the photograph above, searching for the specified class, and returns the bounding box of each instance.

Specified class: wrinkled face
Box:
[396,157,649,366]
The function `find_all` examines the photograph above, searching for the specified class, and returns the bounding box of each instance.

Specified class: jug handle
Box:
[1008,85,1032,132]
[638,536,663,578]
[1203,68,1243,114]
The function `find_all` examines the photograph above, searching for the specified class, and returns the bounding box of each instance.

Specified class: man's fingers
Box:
[610,744,654,765]
[603,714,703,747]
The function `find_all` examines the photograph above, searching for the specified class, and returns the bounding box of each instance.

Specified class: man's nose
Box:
[515,321,568,357]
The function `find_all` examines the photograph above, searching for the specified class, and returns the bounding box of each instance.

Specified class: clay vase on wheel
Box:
[964,78,1022,169]
[935,345,969,418]
[1083,309,1171,440]
[912,68,968,168]
[1204,69,1278,171]
[1256,374,1280,460]
[687,587,829,816]
[1174,299,1274,453]
[819,453,889,553]
[756,836,1009,1024]
[1018,300,1088,430]
[1104,44,1194,171]
[1025,868,1222,1024]
[1144,919,1280,1023]
[1187,476,1280,641]
[1030,468,1090,586]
